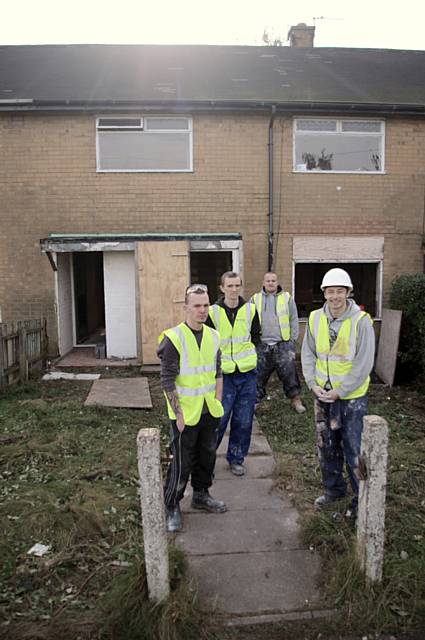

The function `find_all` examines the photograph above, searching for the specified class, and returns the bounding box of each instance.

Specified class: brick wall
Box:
[0,111,424,351]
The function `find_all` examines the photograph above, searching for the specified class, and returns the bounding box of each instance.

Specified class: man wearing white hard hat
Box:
[301,268,375,516]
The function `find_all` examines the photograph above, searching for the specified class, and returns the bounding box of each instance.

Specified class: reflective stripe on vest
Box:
[253,291,291,341]
[309,309,371,400]
[209,303,257,374]
[158,323,223,425]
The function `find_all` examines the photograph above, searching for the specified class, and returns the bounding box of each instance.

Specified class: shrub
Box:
[389,273,425,381]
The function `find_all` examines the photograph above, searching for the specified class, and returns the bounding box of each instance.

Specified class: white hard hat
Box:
[320,268,353,291]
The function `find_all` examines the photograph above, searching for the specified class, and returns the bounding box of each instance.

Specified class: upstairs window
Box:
[96,116,192,172]
[293,118,385,173]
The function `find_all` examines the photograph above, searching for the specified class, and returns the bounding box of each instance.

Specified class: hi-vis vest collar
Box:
[158,323,223,424]
[210,302,253,346]
[252,290,290,341]
[309,308,371,399]
[209,303,257,373]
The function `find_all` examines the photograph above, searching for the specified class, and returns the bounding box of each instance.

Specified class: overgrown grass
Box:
[0,371,216,640]
[2,369,424,638]
[256,377,425,635]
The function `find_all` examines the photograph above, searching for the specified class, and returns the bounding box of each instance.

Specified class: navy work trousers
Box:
[217,368,257,466]
[314,395,368,509]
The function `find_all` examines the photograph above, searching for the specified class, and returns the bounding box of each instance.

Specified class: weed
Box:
[100,545,216,640]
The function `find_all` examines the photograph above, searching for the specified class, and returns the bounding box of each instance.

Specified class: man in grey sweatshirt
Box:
[251,272,306,414]
[301,268,375,516]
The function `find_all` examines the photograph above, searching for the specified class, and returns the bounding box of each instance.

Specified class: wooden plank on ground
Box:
[375,308,402,386]
[84,378,152,409]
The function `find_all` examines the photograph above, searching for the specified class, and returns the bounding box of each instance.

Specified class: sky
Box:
[1,0,424,50]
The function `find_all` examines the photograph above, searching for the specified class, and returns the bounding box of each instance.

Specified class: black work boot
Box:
[165,504,182,532]
[191,489,227,513]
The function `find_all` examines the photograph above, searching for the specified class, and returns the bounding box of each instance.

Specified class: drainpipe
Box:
[268,105,276,271]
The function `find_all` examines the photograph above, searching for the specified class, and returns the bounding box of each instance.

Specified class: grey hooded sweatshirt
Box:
[251,286,299,345]
[301,299,375,398]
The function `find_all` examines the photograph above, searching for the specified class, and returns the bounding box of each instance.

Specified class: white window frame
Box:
[293,117,385,174]
[96,115,193,173]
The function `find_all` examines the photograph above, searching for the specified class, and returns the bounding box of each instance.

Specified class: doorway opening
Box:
[190,251,233,303]
[73,252,105,345]
[295,262,379,318]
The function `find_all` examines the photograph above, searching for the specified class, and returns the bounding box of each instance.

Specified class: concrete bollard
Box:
[356,415,389,583]
[137,428,169,602]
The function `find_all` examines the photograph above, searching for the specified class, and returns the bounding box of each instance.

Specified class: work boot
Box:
[229,462,245,476]
[165,504,182,532]
[314,494,344,511]
[191,489,227,513]
[291,396,306,414]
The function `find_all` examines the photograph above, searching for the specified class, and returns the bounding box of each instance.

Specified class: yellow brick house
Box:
[1,26,424,362]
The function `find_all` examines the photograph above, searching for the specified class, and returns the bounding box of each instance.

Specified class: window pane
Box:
[341,121,381,133]
[98,118,142,128]
[295,133,382,171]
[145,118,189,130]
[98,131,190,170]
[296,119,337,132]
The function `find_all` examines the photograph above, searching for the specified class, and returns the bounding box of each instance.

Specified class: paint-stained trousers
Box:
[217,369,257,465]
[314,395,368,509]
[164,413,219,508]
[256,341,301,402]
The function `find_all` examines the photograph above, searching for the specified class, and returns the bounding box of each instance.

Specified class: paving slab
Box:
[214,455,275,479]
[181,478,290,511]
[176,507,301,554]
[218,433,272,456]
[175,413,322,622]
[43,372,100,381]
[84,377,152,408]
[187,549,320,615]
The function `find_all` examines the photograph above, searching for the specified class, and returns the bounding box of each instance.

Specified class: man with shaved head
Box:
[252,272,305,414]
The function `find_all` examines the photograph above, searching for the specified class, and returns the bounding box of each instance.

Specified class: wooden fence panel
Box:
[0,319,47,391]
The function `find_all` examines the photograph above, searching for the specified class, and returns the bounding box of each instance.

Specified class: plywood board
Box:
[293,236,384,261]
[84,378,152,408]
[137,241,189,364]
[375,308,402,386]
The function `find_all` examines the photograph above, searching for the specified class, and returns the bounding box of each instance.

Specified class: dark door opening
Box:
[190,251,232,303]
[73,252,105,344]
[295,262,378,318]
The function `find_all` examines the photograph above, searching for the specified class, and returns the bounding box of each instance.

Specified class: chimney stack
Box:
[287,23,315,47]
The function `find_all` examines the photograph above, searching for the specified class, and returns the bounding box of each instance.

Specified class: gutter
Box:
[0,99,424,116]
[268,105,276,272]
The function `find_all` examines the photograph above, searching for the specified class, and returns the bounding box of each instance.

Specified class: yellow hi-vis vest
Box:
[209,303,257,374]
[158,323,224,426]
[252,291,291,341]
[309,308,372,400]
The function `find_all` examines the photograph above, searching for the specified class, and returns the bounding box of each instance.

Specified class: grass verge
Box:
[256,377,425,636]
[0,371,216,640]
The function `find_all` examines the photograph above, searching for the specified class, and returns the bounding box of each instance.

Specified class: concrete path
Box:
[177,418,329,626]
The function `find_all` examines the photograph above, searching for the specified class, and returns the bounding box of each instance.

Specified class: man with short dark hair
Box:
[251,272,305,414]
[158,284,226,533]
[206,272,260,476]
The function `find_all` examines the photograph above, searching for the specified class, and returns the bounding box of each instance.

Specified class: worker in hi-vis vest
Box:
[301,268,375,517]
[157,284,226,533]
[206,271,261,477]
[251,272,306,414]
